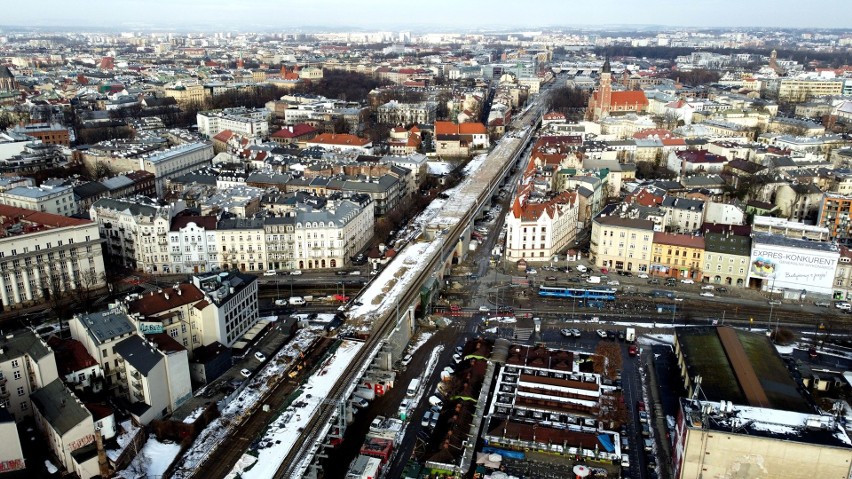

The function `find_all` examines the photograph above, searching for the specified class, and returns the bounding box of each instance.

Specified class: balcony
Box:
[131,370,141,381]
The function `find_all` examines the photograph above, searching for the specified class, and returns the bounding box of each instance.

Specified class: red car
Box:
[628,344,639,357]
[637,401,646,411]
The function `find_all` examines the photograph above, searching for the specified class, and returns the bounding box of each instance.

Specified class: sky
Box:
[3,0,852,30]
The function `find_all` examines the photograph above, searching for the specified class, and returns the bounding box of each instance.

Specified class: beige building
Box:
[0,330,58,422]
[703,232,751,287]
[590,204,656,273]
[0,409,24,472]
[90,198,179,273]
[674,398,852,479]
[164,83,209,105]
[216,218,267,272]
[0,205,106,310]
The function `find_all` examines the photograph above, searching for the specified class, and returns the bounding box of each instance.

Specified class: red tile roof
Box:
[271,124,317,139]
[610,90,648,107]
[0,204,91,232]
[128,284,205,317]
[434,121,487,136]
[47,337,98,376]
[309,133,371,147]
[212,129,235,143]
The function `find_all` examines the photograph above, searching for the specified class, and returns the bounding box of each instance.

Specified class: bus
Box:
[406,378,420,397]
[537,286,617,301]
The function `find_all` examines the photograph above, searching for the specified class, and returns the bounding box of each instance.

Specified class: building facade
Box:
[505,192,579,261]
[651,232,705,281]
[590,205,656,273]
[0,205,106,310]
[703,232,751,287]
[0,330,58,422]
[0,184,75,216]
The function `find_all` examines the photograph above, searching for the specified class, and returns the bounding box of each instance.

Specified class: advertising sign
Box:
[748,243,837,294]
[139,321,164,335]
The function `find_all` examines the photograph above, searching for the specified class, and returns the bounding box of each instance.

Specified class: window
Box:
[13,371,21,380]
[16,386,24,396]
[20,402,27,412]
[11,360,18,368]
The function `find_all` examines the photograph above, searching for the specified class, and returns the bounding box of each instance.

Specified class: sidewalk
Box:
[644,349,674,479]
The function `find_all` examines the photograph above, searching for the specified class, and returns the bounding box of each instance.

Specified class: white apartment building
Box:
[192,272,259,347]
[0,409,24,473]
[0,330,58,422]
[139,142,214,197]
[167,216,218,275]
[0,184,75,216]
[112,335,173,425]
[0,205,106,309]
[377,100,438,125]
[68,309,137,391]
[264,196,375,271]
[505,192,579,261]
[197,108,269,139]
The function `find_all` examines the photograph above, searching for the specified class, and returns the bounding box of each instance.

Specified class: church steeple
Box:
[602,55,611,74]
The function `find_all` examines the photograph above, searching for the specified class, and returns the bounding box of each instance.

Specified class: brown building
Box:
[651,232,705,280]
[11,123,70,146]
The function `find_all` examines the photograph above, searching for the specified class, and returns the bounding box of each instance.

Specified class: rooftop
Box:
[114,335,164,375]
[0,329,52,363]
[75,308,137,345]
[30,379,91,436]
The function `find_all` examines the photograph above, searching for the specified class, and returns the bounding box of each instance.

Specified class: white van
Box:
[406,378,420,397]
[576,264,588,273]
[836,302,851,311]
[428,395,443,408]
[289,296,305,306]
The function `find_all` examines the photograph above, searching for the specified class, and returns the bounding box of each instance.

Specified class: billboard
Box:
[749,243,838,294]
[139,321,164,335]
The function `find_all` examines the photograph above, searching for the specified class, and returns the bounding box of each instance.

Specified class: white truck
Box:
[626,327,636,343]
[586,275,601,284]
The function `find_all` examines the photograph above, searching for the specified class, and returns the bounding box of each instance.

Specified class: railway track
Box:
[272,103,545,478]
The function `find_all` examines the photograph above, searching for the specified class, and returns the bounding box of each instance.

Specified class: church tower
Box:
[599,56,612,116]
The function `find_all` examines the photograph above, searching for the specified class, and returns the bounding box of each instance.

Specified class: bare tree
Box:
[593,342,623,381]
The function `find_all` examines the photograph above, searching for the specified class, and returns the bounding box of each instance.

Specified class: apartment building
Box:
[0,409,24,472]
[818,193,852,245]
[590,204,656,273]
[197,108,269,140]
[0,184,75,216]
[139,142,214,197]
[0,205,106,310]
[167,216,218,274]
[68,309,137,391]
[505,191,579,261]
[112,335,173,425]
[0,330,58,422]
[89,198,179,273]
[777,78,845,103]
[30,380,101,479]
[659,196,705,233]
[9,123,69,146]
[651,232,705,281]
[306,133,373,155]
[192,271,259,347]
[376,100,437,125]
[752,215,829,241]
[264,196,375,271]
[163,83,209,105]
[703,232,751,287]
[125,284,205,353]
[216,218,267,272]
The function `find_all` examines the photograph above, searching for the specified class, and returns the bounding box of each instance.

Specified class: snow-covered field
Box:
[116,437,181,479]
[171,327,323,479]
[230,339,364,479]
[427,161,454,175]
[106,420,141,462]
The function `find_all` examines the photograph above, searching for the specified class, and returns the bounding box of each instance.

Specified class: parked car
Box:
[560,328,573,338]
[701,284,715,290]
[700,292,715,297]
[814,300,831,307]
[621,454,630,468]
[254,351,267,362]
[596,329,608,339]
[263,270,277,276]
[546,276,557,281]
[768,299,782,306]
[680,278,694,284]
[716,287,728,293]
[479,305,490,312]
[240,368,252,378]
[351,397,369,409]
[571,329,582,338]
[607,280,620,286]
[647,278,660,285]
[638,273,649,279]
[836,302,852,311]
[290,270,302,276]
[401,354,413,367]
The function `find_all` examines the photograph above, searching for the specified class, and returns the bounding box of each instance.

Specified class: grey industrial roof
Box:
[114,335,162,375]
[76,309,136,345]
[704,232,752,256]
[30,379,90,436]
[0,329,51,363]
[752,232,839,253]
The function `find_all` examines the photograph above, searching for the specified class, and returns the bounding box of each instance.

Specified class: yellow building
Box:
[651,232,704,280]
[777,78,844,103]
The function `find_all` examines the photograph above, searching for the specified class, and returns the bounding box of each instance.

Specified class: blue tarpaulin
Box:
[597,434,615,453]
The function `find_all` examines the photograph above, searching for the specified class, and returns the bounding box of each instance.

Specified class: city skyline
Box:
[2,0,852,30]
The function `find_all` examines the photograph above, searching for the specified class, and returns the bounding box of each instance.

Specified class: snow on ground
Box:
[347,240,442,327]
[638,334,675,346]
[462,153,488,176]
[427,161,454,175]
[234,339,364,479]
[44,460,57,474]
[171,327,323,478]
[116,437,181,479]
[183,407,205,424]
[224,455,257,479]
[292,313,337,323]
[106,420,141,462]
[408,332,434,355]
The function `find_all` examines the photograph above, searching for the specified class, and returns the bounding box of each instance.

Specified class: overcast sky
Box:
[4,0,852,30]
